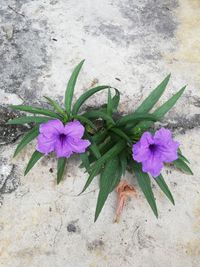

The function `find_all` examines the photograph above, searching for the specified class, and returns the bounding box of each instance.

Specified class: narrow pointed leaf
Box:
[178,148,190,164]
[133,86,186,132]
[92,130,108,144]
[153,86,186,118]
[7,116,51,125]
[110,128,132,143]
[135,74,171,113]
[155,174,175,205]
[9,105,61,119]
[81,140,126,193]
[65,60,85,115]
[117,114,158,126]
[132,162,158,217]
[73,115,97,130]
[119,150,127,176]
[173,158,193,175]
[57,158,67,184]
[107,89,112,116]
[72,85,111,114]
[111,89,120,111]
[14,126,39,157]
[83,110,115,125]
[79,165,102,194]
[95,157,119,221]
[24,151,43,175]
[44,96,67,117]
[80,153,90,172]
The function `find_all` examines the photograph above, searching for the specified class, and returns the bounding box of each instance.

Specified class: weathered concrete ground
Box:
[0,0,200,266]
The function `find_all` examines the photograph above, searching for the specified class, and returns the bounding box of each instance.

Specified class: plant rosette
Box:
[7,60,193,221]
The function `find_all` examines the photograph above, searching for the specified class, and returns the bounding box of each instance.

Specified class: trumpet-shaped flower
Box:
[132,128,179,177]
[37,119,90,158]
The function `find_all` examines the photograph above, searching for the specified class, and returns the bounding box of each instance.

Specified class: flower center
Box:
[149,143,157,152]
[59,133,67,145]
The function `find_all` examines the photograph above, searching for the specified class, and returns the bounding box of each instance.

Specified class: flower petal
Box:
[154,128,179,163]
[154,127,172,144]
[39,119,64,138]
[157,141,179,163]
[132,142,151,162]
[140,132,154,147]
[54,139,73,158]
[142,153,164,177]
[36,134,56,155]
[64,120,85,139]
[67,137,90,153]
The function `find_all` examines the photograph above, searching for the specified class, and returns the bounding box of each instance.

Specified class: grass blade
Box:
[65,60,85,115]
[132,162,158,217]
[24,151,43,175]
[14,126,39,157]
[57,158,67,184]
[155,174,175,205]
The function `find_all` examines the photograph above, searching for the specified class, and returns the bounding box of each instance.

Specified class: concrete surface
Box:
[0,0,200,266]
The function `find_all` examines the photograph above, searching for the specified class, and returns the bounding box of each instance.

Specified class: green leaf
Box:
[72,85,111,114]
[65,60,85,115]
[153,86,186,119]
[90,140,126,173]
[178,149,190,164]
[155,174,175,205]
[119,150,127,176]
[81,140,126,193]
[57,158,67,184]
[107,89,112,116]
[14,126,39,157]
[117,114,158,127]
[44,96,67,118]
[95,157,120,221]
[24,151,43,175]
[132,162,158,217]
[173,158,193,175]
[111,89,120,111]
[89,143,101,159]
[133,86,186,132]
[7,116,51,125]
[110,128,132,143]
[73,114,97,130]
[135,74,171,113]
[92,130,108,144]
[79,165,102,194]
[9,105,62,119]
[83,110,115,125]
[80,153,90,172]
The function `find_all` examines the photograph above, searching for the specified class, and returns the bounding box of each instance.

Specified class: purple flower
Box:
[132,128,179,177]
[36,119,90,158]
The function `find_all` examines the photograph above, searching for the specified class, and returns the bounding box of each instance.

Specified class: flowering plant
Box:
[8,60,193,221]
